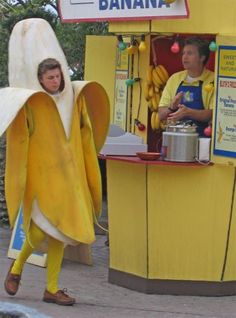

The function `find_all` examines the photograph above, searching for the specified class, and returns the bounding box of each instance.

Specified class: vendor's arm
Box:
[158,72,185,120]
[167,80,214,122]
[158,91,183,120]
[168,105,212,122]
[158,70,214,123]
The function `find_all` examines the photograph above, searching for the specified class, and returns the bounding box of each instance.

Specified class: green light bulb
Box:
[118,41,127,51]
[209,41,217,52]
[125,78,135,86]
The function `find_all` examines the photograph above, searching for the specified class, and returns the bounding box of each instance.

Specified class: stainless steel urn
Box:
[162,123,199,162]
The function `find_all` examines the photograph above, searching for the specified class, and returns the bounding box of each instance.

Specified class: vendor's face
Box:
[39,68,62,94]
[182,44,204,72]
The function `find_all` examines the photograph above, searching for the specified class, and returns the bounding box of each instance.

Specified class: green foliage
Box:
[0,25,9,86]
[0,0,58,85]
[1,5,57,32]
[0,0,109,83]
[56,21,109,80]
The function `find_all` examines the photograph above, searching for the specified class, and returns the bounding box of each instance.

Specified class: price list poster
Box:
[214,46,236,158]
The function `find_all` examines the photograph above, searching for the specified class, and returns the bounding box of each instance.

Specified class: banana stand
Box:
[105,157,236,295]
[105,0,236,296]
[59,0,236,295]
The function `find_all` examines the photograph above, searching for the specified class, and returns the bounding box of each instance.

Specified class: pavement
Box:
[1,226,236,318]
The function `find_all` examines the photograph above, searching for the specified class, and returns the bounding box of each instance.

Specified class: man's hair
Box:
[184,37,210,65]
[38,58,64,91]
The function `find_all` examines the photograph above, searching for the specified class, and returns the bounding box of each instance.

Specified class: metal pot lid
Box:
[166,121,197,133]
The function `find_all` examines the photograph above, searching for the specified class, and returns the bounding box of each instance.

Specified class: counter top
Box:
[99,154,211,167]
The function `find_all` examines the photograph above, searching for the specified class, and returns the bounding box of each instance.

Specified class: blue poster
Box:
[8,207,47,267]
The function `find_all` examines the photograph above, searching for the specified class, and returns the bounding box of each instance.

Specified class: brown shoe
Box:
[4,261,21,296]
[43,289,76,306]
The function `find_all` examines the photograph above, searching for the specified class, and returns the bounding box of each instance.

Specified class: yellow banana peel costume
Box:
[0,18,110,246]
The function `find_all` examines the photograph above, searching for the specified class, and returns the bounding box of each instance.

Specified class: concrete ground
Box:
[1,226,236,318]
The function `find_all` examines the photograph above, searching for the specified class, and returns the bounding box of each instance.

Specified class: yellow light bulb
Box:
[139,41,146,52]
[127,45,138,55]
[204,83,214,92]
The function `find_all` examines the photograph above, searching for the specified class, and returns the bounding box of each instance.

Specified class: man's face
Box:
[39,68,62,94]
[182,44,204,71]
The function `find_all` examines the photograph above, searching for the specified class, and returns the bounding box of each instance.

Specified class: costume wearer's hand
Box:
[168,104,189,121]
[170,91,184,110]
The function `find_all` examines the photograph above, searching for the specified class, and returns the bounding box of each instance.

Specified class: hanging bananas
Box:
[145,64,169,130]
[153,65,169,85]
[151,111,160,130]
[146,65,154,85]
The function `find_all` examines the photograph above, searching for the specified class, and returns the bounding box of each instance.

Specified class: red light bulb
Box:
[171,41,180,53]
[137,123,146,131]
[204,125,212,137]
[134,119,146,131]
[204,126,212,137]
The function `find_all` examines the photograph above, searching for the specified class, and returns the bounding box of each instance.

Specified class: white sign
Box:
[58,0,189,22]
[114,70,129,129]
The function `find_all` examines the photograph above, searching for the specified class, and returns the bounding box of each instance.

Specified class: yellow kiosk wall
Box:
[109,0,236,35]
[83,0,236,295]
[85,35,117,122]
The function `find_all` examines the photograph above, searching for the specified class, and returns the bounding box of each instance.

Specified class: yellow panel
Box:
[148,164,235,281]
[108,1,236,36]
[223,170,236,280]
[109,21,150,34]
[107,160,148,277]
[151,0,236,35]
[84,35,117,121]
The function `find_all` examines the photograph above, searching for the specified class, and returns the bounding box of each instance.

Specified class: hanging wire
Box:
[133,49,143,133]
[129,53,134,133]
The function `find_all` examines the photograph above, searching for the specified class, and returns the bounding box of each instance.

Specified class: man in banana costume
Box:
[1,19,109,305]
[158,37,214,136]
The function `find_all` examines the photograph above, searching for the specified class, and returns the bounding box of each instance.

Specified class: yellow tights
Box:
[11,221,64,294]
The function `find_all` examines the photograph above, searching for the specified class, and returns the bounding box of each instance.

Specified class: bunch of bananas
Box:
[145,65,169,130]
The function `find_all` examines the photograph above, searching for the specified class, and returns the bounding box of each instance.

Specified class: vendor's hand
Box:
[168,104,189,121]
[170,91,184,111]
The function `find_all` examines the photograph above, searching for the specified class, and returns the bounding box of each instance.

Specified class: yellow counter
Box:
[105,156,236,295]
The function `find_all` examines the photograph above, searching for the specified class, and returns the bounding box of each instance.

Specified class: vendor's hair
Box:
[37,58,65,91]
[184,37,210,65]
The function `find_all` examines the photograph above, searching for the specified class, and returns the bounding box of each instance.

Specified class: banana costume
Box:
[1,18,110,246]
